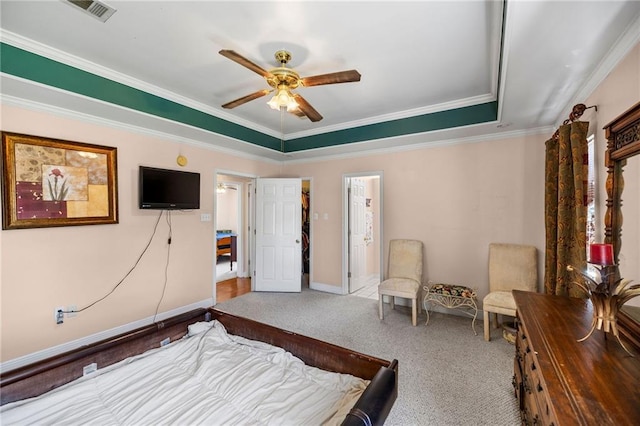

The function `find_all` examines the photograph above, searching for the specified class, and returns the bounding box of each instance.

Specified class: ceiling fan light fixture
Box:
[267,87,298,112]
[219,49,360,122]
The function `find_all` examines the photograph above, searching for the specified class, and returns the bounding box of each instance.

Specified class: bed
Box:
[0,308,397,425]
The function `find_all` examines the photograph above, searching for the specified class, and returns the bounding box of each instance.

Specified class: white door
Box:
[349,178,367,293]
[254,178,302,292]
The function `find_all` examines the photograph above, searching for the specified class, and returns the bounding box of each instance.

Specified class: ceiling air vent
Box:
[63,0,116,23]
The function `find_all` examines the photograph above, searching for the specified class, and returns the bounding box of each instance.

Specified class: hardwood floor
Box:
[216,277,251,303]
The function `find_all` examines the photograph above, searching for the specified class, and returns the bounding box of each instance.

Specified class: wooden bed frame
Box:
[1,308,398,425]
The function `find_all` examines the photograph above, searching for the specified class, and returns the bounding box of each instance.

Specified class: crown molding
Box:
[0,85,285,165]
[0,29,501,142]
[285,93,496,140]
[0,29,282,139]
[283,124,551,165]
[562,12,640,123]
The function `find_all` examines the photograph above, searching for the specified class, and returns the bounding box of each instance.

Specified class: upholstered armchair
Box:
[378,239,423,326]
[483,243,538,341]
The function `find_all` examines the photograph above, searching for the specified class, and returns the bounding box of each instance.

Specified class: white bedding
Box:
[1,321,368,425]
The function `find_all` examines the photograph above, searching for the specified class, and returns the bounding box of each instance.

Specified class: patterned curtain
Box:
[544,121,589,296]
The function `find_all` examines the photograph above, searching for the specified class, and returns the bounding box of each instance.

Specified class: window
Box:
[586,134,597,277]
[586,134,597,247]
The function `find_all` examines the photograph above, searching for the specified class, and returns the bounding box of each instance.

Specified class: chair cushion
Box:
[387,240,423,283]
[488,243,538,292]
[379,278,419,297]
[429,284,476,298]
[483,291,516,311]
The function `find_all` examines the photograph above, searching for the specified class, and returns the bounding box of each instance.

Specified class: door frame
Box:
[342,171,384,295]
[214,169,257,301]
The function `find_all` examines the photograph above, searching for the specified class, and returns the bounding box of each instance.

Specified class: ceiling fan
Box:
[219,49,361,122]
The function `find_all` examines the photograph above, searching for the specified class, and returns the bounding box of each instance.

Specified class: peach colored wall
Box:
[0,105,281,361]
[283,41,640,303]
[284,133,547,300]
[584,42,640,306]
[216,186,238,232]
[2,42,638,363]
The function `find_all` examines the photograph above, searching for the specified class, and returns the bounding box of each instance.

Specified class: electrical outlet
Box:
[83,363,97,376]
[55,307,64,324]
[67,305,77,318]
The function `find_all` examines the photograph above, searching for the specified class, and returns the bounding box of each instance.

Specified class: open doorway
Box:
[215,172,253,287]
[215,180,239,282]
[215,172,253,304]
[343,173,383,298]
[215,173,312,301]
[302,179,311,289]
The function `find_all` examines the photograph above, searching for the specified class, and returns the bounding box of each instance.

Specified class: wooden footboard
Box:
[0,309,209,405]
[1,308,398,425]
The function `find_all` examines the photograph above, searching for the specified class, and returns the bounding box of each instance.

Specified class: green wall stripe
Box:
[1,42,498,154]
[0,43,281,151]
[286,102,498,152]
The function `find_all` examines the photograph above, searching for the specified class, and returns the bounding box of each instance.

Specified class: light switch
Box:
[313,212,319,220]
[323,213,329,220]
[200,213,212,222]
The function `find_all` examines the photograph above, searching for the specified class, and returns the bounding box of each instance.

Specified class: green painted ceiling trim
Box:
[1,43,500,155]
[284,101,498,152]
[0,43,281,151]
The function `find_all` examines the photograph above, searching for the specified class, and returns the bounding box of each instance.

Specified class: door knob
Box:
[296,239,300,243]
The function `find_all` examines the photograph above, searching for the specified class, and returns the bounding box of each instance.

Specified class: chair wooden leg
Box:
[484,310,490,341]
[492,312,499,328]
[411,299,417,326]
[390,296,395,310]
[379,295,384,320]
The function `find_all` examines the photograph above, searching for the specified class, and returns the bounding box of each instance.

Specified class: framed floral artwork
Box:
[1,132,118,229]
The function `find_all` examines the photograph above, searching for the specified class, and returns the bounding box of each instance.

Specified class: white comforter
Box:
[1,321,368,425]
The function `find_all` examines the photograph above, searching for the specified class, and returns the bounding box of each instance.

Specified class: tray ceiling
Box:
[1,1,639,161]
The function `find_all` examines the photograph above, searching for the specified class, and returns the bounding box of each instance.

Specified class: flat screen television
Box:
[139,166,200,210]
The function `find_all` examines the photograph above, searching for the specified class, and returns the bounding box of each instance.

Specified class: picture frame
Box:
[1,132,118,229]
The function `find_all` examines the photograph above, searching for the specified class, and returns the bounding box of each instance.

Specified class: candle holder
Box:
[567,262,640,356]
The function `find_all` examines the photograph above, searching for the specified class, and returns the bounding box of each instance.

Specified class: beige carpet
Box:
[215,288,520,425]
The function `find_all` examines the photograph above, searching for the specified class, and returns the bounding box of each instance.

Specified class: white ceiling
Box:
[1,1,640,162]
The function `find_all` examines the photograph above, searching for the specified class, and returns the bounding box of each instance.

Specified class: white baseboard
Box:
[309,281,346,295]
[1,298,213,373]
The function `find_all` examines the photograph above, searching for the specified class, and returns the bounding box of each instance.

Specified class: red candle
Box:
[589,243,614,265]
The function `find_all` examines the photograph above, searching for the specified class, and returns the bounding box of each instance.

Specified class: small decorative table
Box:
[422,283,478,335]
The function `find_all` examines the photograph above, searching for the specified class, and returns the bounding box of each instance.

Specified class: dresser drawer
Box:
[515,312,556,426]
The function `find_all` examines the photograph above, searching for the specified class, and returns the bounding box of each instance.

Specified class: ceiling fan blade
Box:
[290,108,306,118]
[222,89,272,109]
[219,50,272,78]
[301,70,361,87]
[292,93,323,122]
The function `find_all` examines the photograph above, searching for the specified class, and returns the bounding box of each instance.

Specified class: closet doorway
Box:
[302,179,311,288]
[343,173,383,298]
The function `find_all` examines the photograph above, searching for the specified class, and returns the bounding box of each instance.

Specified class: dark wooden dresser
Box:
[513,290,640,425]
